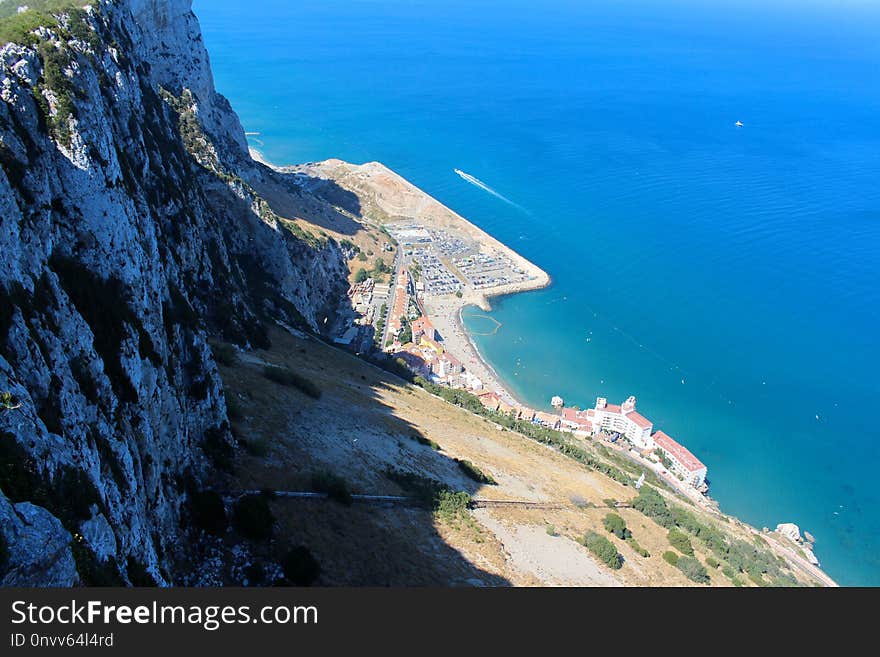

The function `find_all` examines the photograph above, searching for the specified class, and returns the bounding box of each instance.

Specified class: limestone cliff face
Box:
[0,0,347,585]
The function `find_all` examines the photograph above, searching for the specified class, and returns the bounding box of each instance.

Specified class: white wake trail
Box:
[454,169,528,212]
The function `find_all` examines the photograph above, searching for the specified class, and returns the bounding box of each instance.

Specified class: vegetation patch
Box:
[667,528,694,556]
[409,432,440,451]
[434,490,470,518]
[632,486,795,586]
[0,391,20,411]
[0,1,94,45]
[232,494,275,541]
[626,536,650,558]
[188,490,228,536]
[676,556,710,584]
[384,468,447,507]
[412,377,634,487]
[583,530,622,570]
[455,459,497,485]
[311,470,353,506]
[262,365,321,399]
[603,513,630,540]
[281,546,321,586]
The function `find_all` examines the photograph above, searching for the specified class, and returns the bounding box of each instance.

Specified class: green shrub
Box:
[456,459,497,485]
[262,365,321,399]
[706,556,720,569]
[667,528,694,556]
[354,268,368,283]
[411,376,632,487]
[411,433,441,451]
[603,498,618,508]
[189,490,227,536]
[233,495,274,541]
[570,495,590,509]
[213,343,238,366]
[546,524,557,537]
[603,513,631,540]
[632,486,790,583]
[384,468,447,507]
[0,391,19,411]
[626,536,650,558]
[722,565,736,579]
[584,530,622,570]
[663,551,680,566]
[676,556,710,584]
[311,471,353,506]
[282,546,321,586]
[0,1,82,45]
[434,490,472,522]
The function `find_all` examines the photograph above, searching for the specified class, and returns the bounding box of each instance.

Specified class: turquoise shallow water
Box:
[194,0,880,584]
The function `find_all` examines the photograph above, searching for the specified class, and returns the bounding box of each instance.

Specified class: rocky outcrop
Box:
[0,1,348,585]
[776,523,803,544]
[0,492,77,587]
[775,523,820,566]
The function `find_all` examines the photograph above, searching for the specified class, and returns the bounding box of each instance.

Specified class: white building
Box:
[653,431,707,488]
[593,396,654,449]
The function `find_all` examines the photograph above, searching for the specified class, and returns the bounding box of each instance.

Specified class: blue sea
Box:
[194,0,880,585]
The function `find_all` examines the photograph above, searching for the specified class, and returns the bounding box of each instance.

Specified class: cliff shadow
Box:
[247,161,367,237]
[205,326,510,587]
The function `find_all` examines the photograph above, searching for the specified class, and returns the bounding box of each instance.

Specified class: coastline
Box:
[244,146,836,585]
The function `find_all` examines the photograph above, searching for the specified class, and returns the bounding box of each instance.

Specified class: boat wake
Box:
[454,169,528,212]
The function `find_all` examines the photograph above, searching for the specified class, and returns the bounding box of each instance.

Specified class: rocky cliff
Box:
[0,0,348,585]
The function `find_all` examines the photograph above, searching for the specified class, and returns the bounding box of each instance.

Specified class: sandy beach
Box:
[424,293,534,409]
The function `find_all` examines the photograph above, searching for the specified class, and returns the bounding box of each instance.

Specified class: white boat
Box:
[735,120,744,127]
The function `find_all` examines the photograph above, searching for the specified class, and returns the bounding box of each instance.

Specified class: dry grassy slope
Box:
[246,160,398,286]
[217,326,825,587]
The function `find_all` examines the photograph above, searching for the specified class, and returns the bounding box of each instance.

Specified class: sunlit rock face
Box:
[0,0,346,585]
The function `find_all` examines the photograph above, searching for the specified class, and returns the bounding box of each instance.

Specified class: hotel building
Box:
[593,396,654,449]
[652,431,708,488]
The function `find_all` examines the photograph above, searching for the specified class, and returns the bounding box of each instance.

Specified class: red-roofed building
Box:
[386,270,411,342]
[478,392,501,412]
[560,407,596,435]
[411,316,436,342]
[391,350,430,378]
[593,396,653,448]
[653,431,707,488]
